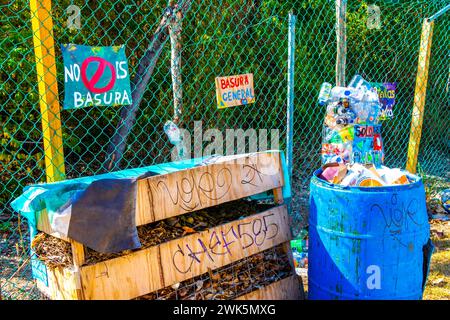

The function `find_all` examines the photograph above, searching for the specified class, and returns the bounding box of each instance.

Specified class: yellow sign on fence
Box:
[215,73,255,109]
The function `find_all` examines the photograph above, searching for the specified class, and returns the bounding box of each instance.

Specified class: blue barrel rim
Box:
[311,168,423,192]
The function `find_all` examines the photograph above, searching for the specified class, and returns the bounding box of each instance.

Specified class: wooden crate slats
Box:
[44,205,290,300]
[36,209,69,241]
[160,205,290,286]
[31,151,296,300]
[35,152,284,239]
[80,246,162,300]
[36,267,79,300]
[136,152,284,225]
[236,275,300,300]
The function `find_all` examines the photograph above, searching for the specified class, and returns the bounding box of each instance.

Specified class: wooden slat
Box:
[406,19,434,173]
[136,152,284,225]
[80,246,162,300]
[236,275,300,300]
[36,268,79,300]
[160,205,290,286]
[77,205,289,300]
[273,187,284,204]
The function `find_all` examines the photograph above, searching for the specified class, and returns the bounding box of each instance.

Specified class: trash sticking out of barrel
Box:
[309,75,433,300]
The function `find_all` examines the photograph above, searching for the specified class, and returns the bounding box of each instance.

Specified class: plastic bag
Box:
[320,75,384,166]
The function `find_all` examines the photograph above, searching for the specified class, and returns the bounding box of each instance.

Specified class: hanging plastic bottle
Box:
[348,74,372,91]
[318,82,332,105]
[330,86,363,102]
[163,120,181,145]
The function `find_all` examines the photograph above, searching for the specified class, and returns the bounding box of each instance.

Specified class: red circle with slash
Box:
[81,57,116,94]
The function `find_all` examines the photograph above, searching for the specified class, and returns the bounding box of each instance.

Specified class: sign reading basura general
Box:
[62,44,132,110]
[215,73,255,109]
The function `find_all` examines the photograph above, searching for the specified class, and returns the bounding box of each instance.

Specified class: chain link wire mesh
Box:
[1,0,449,299]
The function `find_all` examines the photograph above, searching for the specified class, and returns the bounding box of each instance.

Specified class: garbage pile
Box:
[291,230,308,269]
[318,75,414,187]
[320,75,384,166]
[318,162,413,187]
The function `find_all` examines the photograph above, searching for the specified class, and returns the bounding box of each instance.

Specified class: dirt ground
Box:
[423,219,450,300]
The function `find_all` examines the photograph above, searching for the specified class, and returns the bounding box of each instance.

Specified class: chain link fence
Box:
[1,0,449,299]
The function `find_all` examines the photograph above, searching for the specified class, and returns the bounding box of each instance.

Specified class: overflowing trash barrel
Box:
[308,169,432,300]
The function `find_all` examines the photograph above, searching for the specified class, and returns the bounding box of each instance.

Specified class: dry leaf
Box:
[179,288,188,297]
[186,217,195,224]
[166,217,179,226]
[182,226,197,235]
[431,278,446,286]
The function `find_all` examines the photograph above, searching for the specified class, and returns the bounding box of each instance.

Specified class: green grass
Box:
[0,221,12,232]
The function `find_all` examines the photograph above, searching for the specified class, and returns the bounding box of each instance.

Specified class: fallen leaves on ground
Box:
[423,220,450,300]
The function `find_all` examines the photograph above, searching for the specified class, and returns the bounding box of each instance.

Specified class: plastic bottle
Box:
[318,82,332,105]
[163,120,181,145]
[330,86,363,102]
[371,150,383,168]
[291,239,303,253]
[348,74,372,91]
[351,151,362,164]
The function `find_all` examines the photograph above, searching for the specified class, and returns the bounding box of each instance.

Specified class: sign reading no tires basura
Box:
[215,73,255,109]
[62,44,132,110]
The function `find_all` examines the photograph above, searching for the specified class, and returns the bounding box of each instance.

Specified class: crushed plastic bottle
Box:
[164,120,186,160]
[348,74,372,92]
[318,82,332,106]
[163,120,182,145]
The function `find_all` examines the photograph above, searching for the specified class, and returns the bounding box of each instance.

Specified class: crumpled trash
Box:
[319,163,348,184]
[164,120,186,160]
[291,230,308,268]
[441,189,450,213]
[291,239,308,268]
[319,162,413,187]
[431,214,450,221]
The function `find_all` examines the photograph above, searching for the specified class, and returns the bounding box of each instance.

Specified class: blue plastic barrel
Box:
[308,169,431,300]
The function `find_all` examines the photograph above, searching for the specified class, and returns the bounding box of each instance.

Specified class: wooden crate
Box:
[32,152,302,300]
